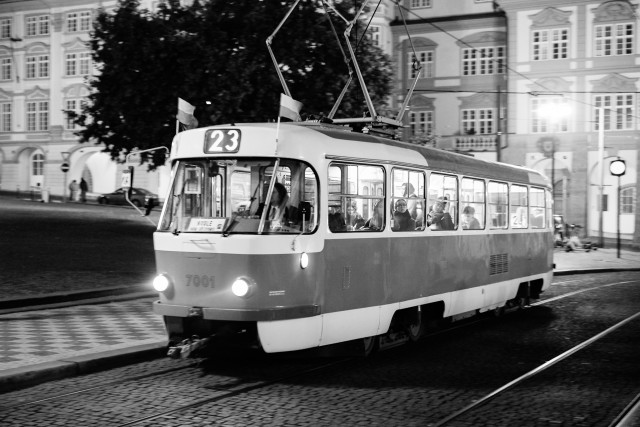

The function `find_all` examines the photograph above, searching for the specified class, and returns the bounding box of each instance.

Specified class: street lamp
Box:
[609,158,626,259]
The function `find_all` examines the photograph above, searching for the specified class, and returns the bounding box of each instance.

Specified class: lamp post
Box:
[609,158,626,258]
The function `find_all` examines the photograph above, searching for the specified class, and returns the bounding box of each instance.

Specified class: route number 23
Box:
[204,129,241,153]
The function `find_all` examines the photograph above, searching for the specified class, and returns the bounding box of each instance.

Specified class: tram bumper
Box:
[153,300,320,321]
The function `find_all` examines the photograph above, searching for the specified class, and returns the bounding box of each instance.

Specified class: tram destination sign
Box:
[204,129,241,154]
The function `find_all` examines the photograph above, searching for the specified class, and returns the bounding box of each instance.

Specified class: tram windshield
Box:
[159,158,318,235]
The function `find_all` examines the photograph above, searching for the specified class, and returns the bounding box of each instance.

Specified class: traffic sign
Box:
[60,162,70,173]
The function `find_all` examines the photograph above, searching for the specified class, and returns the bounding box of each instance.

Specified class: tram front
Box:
[152,125,324,354]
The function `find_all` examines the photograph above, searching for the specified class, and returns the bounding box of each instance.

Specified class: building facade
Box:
[1,0,638,247]
[0,0,168,203]
[390,0,639,248]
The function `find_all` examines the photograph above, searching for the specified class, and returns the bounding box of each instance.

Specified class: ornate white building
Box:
[1,0,638,247]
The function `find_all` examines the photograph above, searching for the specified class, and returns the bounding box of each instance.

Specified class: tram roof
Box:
[172,122,549,187]
[299,122,549,187]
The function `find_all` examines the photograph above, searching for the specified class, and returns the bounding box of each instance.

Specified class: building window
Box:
[0,57,11,81]
[0,18,12,39]
[26,15,49,37]
[621,186,635,214]
[26,55,49,79]
[410,0,431,8]
[462,109,494,134]
[532,29,568,60]
[32,153,44,176]
[594,94,635,131]
[65,52,91,76]
[26,101,48,131]
[595,23,634,56]
[462,47,505,75]
[531,97,569,133]
[65,99,84,130]
[410,110,433,137]
[370,25,381,48]
[66,11,92,33]
[0,102,11,132]
[408,51,433,79]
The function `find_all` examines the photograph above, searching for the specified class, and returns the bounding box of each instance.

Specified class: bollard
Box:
[16,185,20,198]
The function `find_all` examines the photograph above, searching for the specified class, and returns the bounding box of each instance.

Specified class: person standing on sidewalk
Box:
[68,180,79,202]
[80,178,88,203]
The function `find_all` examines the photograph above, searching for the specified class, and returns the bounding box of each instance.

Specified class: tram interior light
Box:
[153,274,172,292]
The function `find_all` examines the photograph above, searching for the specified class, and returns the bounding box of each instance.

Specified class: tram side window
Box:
[488,181,508,229]
[392,169,425,231]
[530,187,546,229]
[328,163,385,232]
[510,184,528,228]
[460,178,485,230]
[427,173,458,231]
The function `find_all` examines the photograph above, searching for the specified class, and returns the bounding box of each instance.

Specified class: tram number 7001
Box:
[203,129,241,153]
[185,274,215,288]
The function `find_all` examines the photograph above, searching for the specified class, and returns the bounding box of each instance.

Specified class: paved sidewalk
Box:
[1,247,639,393]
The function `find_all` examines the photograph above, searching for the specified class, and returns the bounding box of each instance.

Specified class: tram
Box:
[151,121,554,355]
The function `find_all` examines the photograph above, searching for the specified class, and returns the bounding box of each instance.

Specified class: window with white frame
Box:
[0,18,12,39]
[410,110,433,137]
[32,153,44,176]
[26,100,48,131]
[410,0,431,8]
[532,28,568,60]
[65,98,84,130]
[595,23,634,56]
[594,94,635,131]
[462,109,494,134]
[65,52,91,76]
[0,102,11,132]
[531,97,569,133]
[408,51,433,79]
[462,47,505,75]
[26,55,49,78]
[369,25,381,48]
[66,11,92,33]
[26,15,49,36]
[1,57,11,80]
[621,186,635,214]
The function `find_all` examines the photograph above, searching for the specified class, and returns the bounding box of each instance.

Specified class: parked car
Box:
[97,187,159,208]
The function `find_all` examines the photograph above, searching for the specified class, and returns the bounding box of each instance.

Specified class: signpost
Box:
[61,152,70,202]
[609,158,626,259]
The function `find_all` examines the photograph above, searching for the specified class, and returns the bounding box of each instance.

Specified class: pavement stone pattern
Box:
[0,299,166,371]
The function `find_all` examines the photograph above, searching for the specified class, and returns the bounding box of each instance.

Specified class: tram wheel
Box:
[408,309,424,342]
[362,336,377,357]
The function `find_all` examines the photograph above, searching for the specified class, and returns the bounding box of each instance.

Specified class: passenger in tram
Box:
[402,183,418,219]
[530,208,544,228]
[461,205,481,230]
[363,199,385,230]
[392,198,416,231]
[345,200,366,230]
[427,197,455,230]
[328,206,347,232]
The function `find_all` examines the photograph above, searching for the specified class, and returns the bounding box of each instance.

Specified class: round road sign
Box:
[60,162,70,173]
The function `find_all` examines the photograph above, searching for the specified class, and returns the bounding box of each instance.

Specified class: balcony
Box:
[450,134,497,151]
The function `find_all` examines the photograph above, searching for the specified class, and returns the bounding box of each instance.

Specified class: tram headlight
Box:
[231,278,252,298]
[153,273,172,293]
[300,252,309,269]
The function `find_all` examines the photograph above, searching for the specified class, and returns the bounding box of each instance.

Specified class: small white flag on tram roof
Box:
[279,93,303,122]
[177,97,198,130]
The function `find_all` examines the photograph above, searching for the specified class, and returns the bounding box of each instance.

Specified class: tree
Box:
[75,0,393,167]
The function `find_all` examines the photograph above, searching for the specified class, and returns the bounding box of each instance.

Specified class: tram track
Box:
[1,273,638,426]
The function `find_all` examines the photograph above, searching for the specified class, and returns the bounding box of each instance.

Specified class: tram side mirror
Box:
[298,201,311,222]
